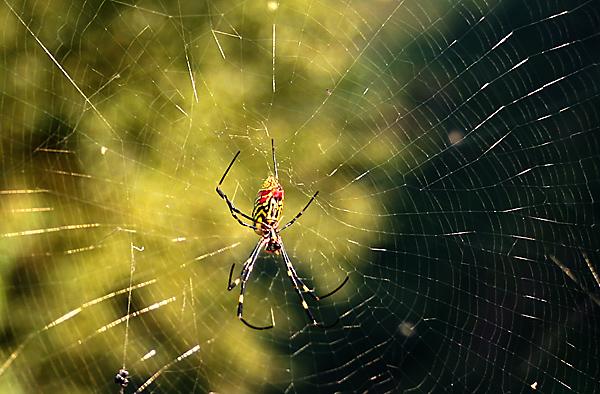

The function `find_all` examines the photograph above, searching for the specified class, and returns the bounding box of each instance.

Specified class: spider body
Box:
[252,175,284,252]
[216,140,348,330]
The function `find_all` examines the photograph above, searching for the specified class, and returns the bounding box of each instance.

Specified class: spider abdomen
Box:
[252,175,284,234]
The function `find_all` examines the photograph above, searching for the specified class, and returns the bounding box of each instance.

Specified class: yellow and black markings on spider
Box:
[251,175,283,235]
[216,139,349,330]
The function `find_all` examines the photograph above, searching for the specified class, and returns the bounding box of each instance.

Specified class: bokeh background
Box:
[1,0,599,392]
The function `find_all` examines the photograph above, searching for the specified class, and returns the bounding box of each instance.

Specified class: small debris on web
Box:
[115,369,129,388]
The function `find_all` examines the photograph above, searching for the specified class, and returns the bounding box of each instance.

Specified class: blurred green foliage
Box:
[0,0,386,391]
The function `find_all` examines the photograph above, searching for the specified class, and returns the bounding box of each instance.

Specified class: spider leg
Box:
[216,150,258,229]
[271,139,278,179]
[280,242,340,328]
[314,275,349,300]
[218,150,240,186]
[240,312,274,331]
[227,238,265,291]
[218,190,257,230]
[280,191,319,232]
[280,251,349,301]
[228,238,274,330]
[277,251,318,300]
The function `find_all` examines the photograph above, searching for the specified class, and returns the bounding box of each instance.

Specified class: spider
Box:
[216,139,348,330]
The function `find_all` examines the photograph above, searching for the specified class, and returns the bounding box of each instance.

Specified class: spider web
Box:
[1,0,599,392]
